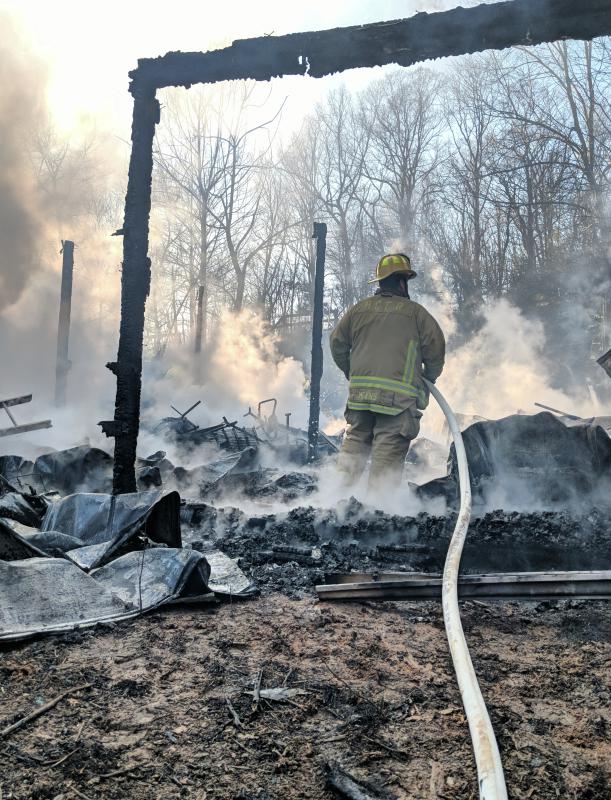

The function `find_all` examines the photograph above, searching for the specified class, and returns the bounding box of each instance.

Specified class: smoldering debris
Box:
[3,408,611,518]
[148,400,340,465]
[0,445,168,496]
[1,407,611,631]
[24,407,605,515]
[0,439,319,506]
[152,413,261,454]
[418,412,611,510]
[0,487,256,642]
[181,499,611,598]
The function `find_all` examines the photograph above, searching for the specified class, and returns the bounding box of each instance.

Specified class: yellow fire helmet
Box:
[368,253,417,283]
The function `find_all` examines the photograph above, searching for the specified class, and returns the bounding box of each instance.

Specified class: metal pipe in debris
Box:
[307,222,327,463]
[424,378,508,800]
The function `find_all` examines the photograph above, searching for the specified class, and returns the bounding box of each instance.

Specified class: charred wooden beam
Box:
[101,85,160,494]
[307,222,326,463]
[54,240,74,407]
[316,570,611,601]
[130,0,611,89]
[108,0,611,493]
[0,395,33,409]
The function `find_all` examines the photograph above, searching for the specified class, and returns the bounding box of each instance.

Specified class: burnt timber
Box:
[107,0,611,493]
[316,570,611,601]
[54,240,74,408]
[307,222,326,464]
[131,0,611,87]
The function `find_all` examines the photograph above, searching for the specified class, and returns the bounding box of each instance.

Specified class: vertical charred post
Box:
[54,240,74,407]
[104,81,160,494]
[307,222,327,463]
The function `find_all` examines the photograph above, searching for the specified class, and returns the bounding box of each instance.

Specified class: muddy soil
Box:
[182,500,611,596]
[1,596,609,800]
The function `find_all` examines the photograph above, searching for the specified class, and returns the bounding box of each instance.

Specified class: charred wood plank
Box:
[0,395,33,409]
[54,240,74,407]
[105,87,160,494]
[0,421,52,438]
[308,222,326,463]
[131,0,611,89]
[316,570,611,601]
[0,396,52,438]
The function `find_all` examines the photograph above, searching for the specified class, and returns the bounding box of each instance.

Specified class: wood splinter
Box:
[0,684,93,740]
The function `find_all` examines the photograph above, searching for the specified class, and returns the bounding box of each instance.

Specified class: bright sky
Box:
[0,0,480,139]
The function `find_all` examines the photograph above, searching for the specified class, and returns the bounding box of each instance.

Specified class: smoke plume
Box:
[0,19,124,456]
[0,13,46,311]
[210,309,307,416]
[142,309,309,431]
[420,299,567,437]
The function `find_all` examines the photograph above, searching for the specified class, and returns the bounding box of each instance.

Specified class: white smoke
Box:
[210,308,308,420]
[419,297,601,441]
[141,309,309,429]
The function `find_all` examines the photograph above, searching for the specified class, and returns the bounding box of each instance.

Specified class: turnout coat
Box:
[330,291,445,416]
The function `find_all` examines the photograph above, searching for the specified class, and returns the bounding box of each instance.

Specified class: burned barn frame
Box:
[102,0,611,493]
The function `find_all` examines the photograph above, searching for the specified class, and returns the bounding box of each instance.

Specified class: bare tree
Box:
[359,67,444,255]
[285,87,373,308]
[489,41,611,245]
[142,41,611,368]
[426,59,497,313]
[154,88,226,352]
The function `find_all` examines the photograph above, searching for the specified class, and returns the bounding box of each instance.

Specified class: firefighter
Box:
[330,253,445,491]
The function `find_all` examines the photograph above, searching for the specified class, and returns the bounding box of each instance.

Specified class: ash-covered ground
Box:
[1,595,609,800]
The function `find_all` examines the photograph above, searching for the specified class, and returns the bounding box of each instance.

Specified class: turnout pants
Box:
[337,407,421,491]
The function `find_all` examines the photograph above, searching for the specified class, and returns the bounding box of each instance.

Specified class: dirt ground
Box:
[0,595,609,800]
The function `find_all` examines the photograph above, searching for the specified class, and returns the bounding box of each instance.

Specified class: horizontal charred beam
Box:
[316,570,611,601]
[131,0,611,89]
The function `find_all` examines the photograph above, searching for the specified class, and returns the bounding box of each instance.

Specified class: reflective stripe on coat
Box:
[329,292,445,415]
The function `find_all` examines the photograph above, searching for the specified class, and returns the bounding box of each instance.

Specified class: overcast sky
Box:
[0,0,488,139]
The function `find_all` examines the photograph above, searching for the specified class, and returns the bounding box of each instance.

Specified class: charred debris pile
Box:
[0,402,329,640]
[1,405,610,627]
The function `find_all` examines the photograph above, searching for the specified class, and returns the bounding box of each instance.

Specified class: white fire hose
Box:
[424,378,508,800]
